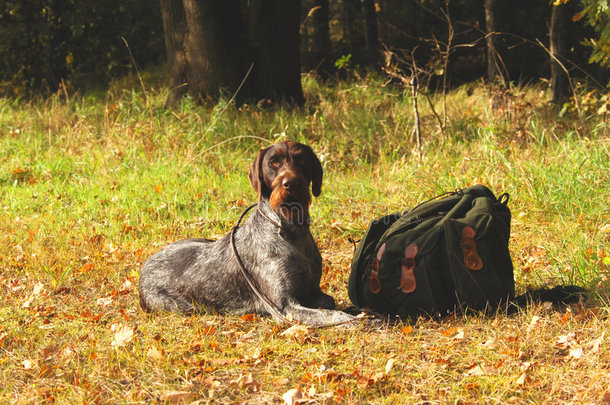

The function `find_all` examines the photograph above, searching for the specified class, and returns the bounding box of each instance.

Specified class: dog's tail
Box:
[510,285,586,310]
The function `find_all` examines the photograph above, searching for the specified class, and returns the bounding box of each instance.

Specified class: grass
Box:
[0,72,609,403]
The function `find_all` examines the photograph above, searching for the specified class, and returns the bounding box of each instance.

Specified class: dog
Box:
[138,140,356,326]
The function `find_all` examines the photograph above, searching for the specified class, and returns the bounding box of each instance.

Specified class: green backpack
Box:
[348,184,515,318]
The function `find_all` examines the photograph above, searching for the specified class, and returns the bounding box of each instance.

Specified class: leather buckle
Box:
[400,243,418,293]
[461,226,483,270]
[369,243,386,294]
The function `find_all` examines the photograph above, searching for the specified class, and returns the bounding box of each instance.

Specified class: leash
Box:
[230,203,361,329]
[230,203,294,325]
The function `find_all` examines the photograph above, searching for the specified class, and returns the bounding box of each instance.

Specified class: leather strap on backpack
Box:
[400,243,418,293]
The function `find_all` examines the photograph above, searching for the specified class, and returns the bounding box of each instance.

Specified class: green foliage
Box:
[580,0,610,68]
[0,1,164,96]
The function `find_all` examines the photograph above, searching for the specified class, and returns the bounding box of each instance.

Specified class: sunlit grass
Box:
[0,73,608,402]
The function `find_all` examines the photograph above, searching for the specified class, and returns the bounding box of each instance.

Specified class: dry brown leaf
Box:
[481,338,496,349]
[555,333,574,349]
[385,358,396,374]
[146,344,163,361]
[569,347,583,359]
[111,323,135,347]
[589,332,605,353]
[159,390,196,403]
[280,324,311,339]
[283,388,305,405]
[515,372,528,386]
[527,315,540,332]
[32,282,45,296]
[96,297,113,307]
[465,363,485,376]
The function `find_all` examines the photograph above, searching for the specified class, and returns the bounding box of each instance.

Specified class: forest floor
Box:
[1,74,609,403]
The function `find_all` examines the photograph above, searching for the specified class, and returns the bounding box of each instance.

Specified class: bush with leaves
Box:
[0,1,164,96]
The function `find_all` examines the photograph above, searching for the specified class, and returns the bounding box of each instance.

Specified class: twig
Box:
[184,63,255,166]
[536,39,582,117]
[121,37,148,103]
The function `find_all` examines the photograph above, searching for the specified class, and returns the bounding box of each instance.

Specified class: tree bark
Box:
[247,0,304,104]
[160,0,188,108]
[362,0,380,66]
[182,0,246,104]
[342,0,364,64]
[550,2,570,104]
[484,0,499,84]
[310,0,332,76]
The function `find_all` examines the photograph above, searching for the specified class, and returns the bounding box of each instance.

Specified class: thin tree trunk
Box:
[160,0,188,108]
[247,0,304,104]
[342,0,364,63]
[181,0,245,104]
[310,0,332,76]
[550,2,570,104]
[363,0,379,66]
[484,0,499,84]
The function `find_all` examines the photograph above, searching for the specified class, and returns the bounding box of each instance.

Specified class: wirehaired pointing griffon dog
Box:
[138,140,355,326]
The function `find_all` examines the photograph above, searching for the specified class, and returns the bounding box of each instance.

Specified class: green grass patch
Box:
[0,75,609,402]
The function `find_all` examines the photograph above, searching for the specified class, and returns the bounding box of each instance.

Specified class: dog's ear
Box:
[249,147,271,199]
[307,146,323,197]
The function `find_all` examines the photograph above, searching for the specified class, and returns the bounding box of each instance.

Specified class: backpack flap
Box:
[443,195,515,311]
[348,212,401,308]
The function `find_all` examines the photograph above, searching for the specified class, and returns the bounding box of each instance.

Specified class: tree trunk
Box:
[181,0,246,104]
[342,0,364,64]
[362,0,380,66]
[484,0,499,84]
[310,0,332,76]
[550,2,569,104]
[160,0,188,108]
[247,0,304,104]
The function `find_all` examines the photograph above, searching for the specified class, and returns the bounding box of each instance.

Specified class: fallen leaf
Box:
[283,388,305,405]
[111,323,135,347]
[159,390,196,403]
[79,263,95,274]
[401,325,413,334]
[240,313,256,322]
[120,279,133,292]
[385,358,396,374]
[32,282,45,296]
[515,372,528,386]
[569,347,583,359]
[356,371,385,388]
[527,315,540,332]
[280,324,311,339]
[465,363,485,376]
[146,345,163,361]
[555,333,574,349]
[481,338,496,348]
[440,326,458,337]
[274,376,290,386]
[590,332,605,353]
[453,328,465,341]
[239,373,259,393]
[96,297,113,307]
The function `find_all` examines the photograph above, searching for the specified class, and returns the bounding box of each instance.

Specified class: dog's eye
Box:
[269,159,280,168]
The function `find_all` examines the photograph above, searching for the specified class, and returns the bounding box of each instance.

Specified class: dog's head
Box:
[249,140,323,224]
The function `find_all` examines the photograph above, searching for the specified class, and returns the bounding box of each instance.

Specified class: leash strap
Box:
[230,203,294,325]
[230,203,361,328]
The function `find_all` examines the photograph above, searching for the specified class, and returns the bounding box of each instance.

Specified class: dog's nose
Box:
[282,177,294,190]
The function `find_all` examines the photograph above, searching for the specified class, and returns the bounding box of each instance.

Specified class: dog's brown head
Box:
[249,141,323,223]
